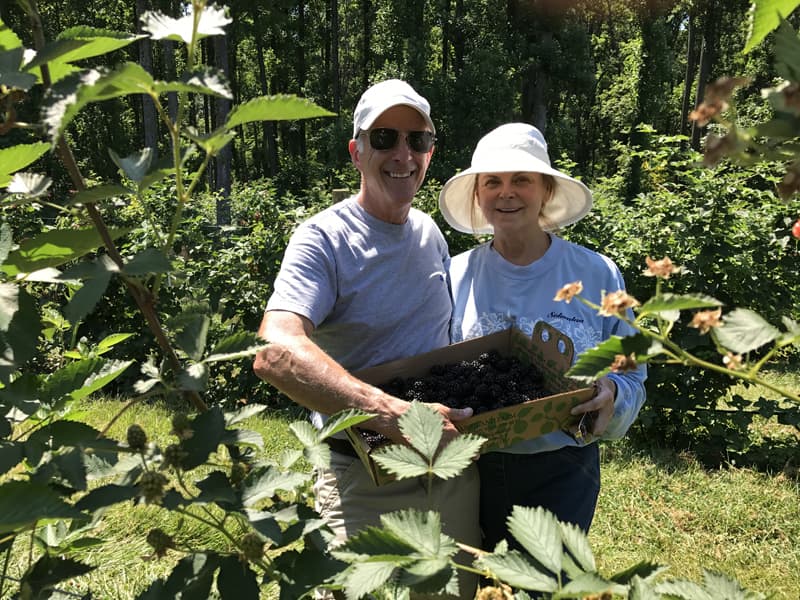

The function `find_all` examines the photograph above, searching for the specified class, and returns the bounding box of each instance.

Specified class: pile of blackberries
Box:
[381,350,547,414]
[357,351,547,449]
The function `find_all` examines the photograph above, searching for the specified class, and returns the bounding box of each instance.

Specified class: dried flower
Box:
[722,352,743,370]
[599,290,640,317]
[689,308,722,334]
[643,256,678,279]
[553,281,583,303]
[610,353,638,373]
[702,132,739,167]
[690,76,750,127]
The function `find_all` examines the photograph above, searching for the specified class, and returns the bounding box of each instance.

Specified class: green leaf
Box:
[638,293,722,316]
[0,286,40,381]
[63,256,116,324]
[74,484,138,512]
[476,551,559,592]
[220,427,264,450]
[175,313,210,361]
[180,408,226,470]
[289,421,319,447]
[178,362,209,392]
[654,579,712,599]
[224,403,267,426]
[430,435,484,479]
[508,506,562,575]
[108,147,154,183]
[25,38,90,69]
[225,95,336,130]
[0,143,50,187]
[195,471,237,505]
[558,520,595,573]
[22,555,95,597]
[1,227,128,276]
[0,20,23,50]
[43,64,155,141]
[40,358,133,405]
[185,126,236,155]
[123,248,172,276]
[558,572,625,598]
[343,561,397,599]
[318,409,374,439]
[154,68,232,99]
[744,0,800,53]
[6,172,52,198]
[69,183,132,206]
[610,561,668,585]
[566,334,659,382]
[240,465,308,507]
[372,444,430,478]
[203,331,268,363]
[96,332,134,352]
[141,5,231,43]
[399,401,443,460]
[53,27,142,63]
[774,19,800,81]
[0,222,11,266]
[217,555,260,600]
[0,481,84,530]
[382,509,451,556]
[712,308,781,354]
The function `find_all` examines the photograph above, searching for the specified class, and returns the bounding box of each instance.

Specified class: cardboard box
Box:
[346,322,594,486]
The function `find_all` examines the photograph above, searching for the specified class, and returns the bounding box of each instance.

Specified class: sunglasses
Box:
[364,128,436,153]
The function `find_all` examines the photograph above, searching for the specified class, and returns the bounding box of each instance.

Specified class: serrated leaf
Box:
[225,95,336,130]
[175,314,210,361]
[508,506,562,575]
[217,555,260,600]
[1,226,129,276]
[712,308,780,353]
[382,509,451,556]
[240,465,308,506]
[6,172,51,198]
[558,520,595,572]
[185,127,236,155]
[773,19,800,81]
[430,435,484,479]
[25,38,89,69]
[610,560,668,584]
[224,404,267,425]
[0,143,50,187]
[69,183,132,205]
[342,561,397,600]
[290,421,320,447]
[654,579,713,599]
[23,555,95,596]
[124,248,172,276]
[64,266,113,324]
[0,481,84,530]
[398,401,443,460]
[567,334,659,382]
[96,332,134,352]
[638,293,722,316]
[52,27,142,63]
[557,572,624,598]
[372,444,430,478]
[109,147,154,183]
[203,331,268,362]
[318,409,374,439]
[74,483,138,512]
[744,0,800,53]
[178,362,208,392]
[141,5,231,43]
[180,408,225,470]
[1,21,23,50]
[220,427,264,449]
[154,68,231,99]
[476,551,558,592]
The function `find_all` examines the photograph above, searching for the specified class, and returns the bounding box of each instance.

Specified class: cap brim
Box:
[356,103,436,137]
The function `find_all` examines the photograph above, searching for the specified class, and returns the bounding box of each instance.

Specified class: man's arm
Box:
[253,310,472,444]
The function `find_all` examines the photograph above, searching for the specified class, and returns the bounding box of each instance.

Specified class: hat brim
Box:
[355,103,436,138]
[438,154,592,234]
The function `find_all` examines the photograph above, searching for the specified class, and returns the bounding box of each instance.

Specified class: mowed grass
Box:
[6,374,800,599]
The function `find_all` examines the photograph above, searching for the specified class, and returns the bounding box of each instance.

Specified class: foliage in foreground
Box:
[0,0,796,598]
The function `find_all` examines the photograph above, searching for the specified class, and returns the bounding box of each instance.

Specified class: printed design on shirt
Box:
[454,312,602,361]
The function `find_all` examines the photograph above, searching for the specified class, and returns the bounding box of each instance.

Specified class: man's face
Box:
[349,105,434,223]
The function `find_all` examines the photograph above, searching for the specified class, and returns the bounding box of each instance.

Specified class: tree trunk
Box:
[680,7,699,139]
[255,16,278,177]
[691,0,718,150]
[441,0,450,77]
[135,0,158,156]
[330,0,341,114]
[213,34,232,225]
[362,0,371,90]
[453,0,464,74]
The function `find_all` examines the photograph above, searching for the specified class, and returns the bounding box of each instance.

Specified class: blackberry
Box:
[162,443,186,470]
[230,461,249,486]
[146,528,175,558]
[170,412,194,440]
[126,424,147,451]
[240,532,265,563]
[139,471,169,504]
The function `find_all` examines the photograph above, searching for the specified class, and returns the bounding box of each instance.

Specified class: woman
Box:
[438,123,646,547]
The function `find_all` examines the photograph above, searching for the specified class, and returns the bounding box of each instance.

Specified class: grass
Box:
[4,383,799,599]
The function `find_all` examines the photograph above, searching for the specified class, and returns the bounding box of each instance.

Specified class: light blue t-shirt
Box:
[267,195,452,422]
[449,234,647,453]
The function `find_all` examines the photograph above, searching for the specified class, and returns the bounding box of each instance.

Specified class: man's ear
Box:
[348,139,360,169]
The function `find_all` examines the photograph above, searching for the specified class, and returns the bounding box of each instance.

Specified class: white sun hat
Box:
[352,79,435,138]
[438,123,592,234]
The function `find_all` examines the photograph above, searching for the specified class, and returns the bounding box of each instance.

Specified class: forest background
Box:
[1,0,799,597]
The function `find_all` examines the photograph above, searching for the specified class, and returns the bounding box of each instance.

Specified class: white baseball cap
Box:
[438,123,593,233]
[352,79,435,139]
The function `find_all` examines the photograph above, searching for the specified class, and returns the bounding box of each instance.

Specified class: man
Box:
[253,79,479,599]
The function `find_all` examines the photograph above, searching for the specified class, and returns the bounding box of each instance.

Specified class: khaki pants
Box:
[314,451,480,600]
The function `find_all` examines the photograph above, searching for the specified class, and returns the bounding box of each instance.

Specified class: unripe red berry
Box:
[792,218,800,239]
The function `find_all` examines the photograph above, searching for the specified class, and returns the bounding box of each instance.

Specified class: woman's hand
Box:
[570,376,617,440]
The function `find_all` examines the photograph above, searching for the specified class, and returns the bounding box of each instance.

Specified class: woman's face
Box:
[475,171,548,235]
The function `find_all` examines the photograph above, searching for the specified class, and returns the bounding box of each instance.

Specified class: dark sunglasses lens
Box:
[369,128,399,150]
[408,131,435,153]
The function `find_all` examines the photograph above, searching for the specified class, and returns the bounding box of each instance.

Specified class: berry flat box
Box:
[347,322,594,486]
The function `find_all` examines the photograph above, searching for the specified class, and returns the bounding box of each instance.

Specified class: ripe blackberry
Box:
[126,424,148,451]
